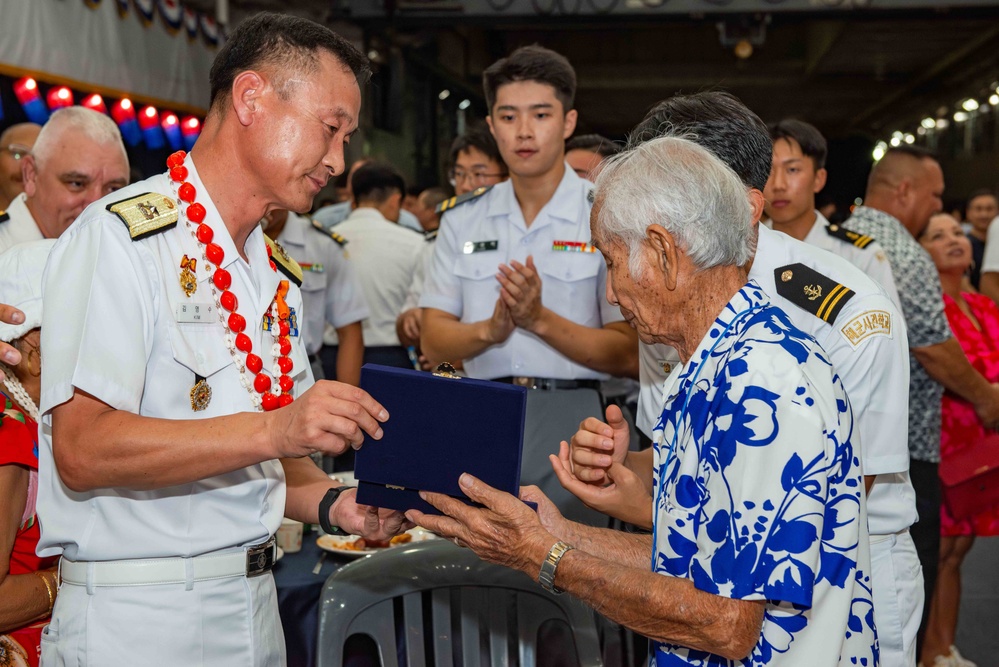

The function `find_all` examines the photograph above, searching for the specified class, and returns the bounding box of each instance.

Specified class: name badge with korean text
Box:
[175,302,216,323]
[463,240,498,254]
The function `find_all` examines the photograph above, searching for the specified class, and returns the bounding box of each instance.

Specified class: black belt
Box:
[493,376,601,391]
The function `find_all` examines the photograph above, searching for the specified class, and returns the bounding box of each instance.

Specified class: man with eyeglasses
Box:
[0,108,129,254]
[0,122,41,211]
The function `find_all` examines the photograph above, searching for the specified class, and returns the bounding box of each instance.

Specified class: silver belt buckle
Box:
[512,376,536,389]
[246,538,276,578]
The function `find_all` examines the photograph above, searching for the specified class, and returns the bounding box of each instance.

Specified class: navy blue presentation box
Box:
[355,364,528,515]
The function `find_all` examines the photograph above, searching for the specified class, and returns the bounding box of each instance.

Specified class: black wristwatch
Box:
[319,485,355,536]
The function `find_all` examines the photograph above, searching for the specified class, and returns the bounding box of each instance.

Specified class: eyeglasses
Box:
[2,144,32,161]
[448,168,505,187]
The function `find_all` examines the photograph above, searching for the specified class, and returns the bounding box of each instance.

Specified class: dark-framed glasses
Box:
[448,168,506,187]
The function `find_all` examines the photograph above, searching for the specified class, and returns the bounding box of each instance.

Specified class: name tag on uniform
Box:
[175,302,216,323]
[463,240,498,254]
[299,262,325,273]
[840,309,892,348]
[552,240,597,253]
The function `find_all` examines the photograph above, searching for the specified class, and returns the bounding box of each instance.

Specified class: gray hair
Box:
[593,135,755,275]
[31,107,128,169]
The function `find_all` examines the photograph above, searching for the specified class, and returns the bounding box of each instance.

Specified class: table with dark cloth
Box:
[274,533,350,667]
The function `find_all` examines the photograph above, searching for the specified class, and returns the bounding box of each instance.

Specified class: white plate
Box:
[328,471,357,486]
[316,528,436,558]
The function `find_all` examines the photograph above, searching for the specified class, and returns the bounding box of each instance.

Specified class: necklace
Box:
[0,363,40,422]
[166,150,295,412]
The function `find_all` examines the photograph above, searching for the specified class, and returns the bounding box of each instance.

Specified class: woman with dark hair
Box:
[919,213,999,667]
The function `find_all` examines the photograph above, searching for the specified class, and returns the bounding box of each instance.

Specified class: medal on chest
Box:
[168,150,296,412]
[179,254,198,297]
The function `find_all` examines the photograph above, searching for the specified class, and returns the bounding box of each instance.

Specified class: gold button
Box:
[781,270,793,282]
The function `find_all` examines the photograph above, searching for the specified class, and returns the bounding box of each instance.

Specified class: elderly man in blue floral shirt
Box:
[409,135,877,667]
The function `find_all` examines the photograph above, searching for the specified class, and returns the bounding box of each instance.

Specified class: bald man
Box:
[845,146,999,653]
[0,122,41,210]
[0,108,129,254]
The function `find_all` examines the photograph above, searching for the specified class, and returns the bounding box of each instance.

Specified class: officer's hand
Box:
[483,297,515,345]
[497,256,543,331]
[0,303,25,380]
[396,308,422,348]
[568,405,631,485]
[267,380,389,459]
[330,488,414,541]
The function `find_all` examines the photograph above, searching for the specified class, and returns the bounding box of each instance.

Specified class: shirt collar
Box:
[9,193,40,234]
[684,280,769,369]
[345,206,392,225]
[183,155,240,271]
[851,205,903,231]
[278,212,307,246]
[484,164,590,229]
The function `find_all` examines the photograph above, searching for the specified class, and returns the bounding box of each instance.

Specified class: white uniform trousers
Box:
[870,529,923,667]
[40,570,285,666]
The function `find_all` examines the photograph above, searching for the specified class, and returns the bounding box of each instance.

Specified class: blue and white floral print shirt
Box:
[651,282,878,667]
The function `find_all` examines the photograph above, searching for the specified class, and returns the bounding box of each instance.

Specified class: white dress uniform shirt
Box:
[420,167,623,380]
[335,207,425,347]
[0,192,44,253]
[401,232,436,312]
[803,211,901,307]
[274,211,369,356]
[313,200,424,234]
[980,213,999,274]
[37,157,312,562]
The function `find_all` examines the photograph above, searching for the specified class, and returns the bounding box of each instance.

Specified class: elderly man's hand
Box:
[569,405,632,485]
[406,473,553,573]
[0,303,25,380]
[331,488,414,541]
[552,443,654,529]
[497,256,544,331]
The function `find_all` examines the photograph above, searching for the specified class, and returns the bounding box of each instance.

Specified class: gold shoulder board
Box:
[435,185,493,214]
[309,217,347,247]
[106,193,178,241]
[0,210,8,224]
[825,224,875,250]
[773,262,856,325]
[264,235,303,287]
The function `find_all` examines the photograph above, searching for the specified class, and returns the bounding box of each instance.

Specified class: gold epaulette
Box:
[774,263,856,325]
[265,235,303,287]
[825,223,876,250]
[0,210,8,224]
[106,193,178,240]
[435,185,492,214]
[309,217,347,247]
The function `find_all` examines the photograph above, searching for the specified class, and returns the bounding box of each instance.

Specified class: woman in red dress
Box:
[919,213,999,667]
[0,241,58,667]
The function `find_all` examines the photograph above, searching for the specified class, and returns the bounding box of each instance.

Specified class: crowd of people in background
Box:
[1,11,998,667]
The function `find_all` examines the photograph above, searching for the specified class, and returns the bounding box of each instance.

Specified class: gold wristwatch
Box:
[538,540,574,595]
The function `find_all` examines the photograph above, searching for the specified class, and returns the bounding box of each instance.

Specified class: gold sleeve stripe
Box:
[818,284,848,321]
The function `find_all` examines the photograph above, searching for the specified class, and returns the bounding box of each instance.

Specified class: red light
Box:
[24,78,36,91]
[82,93,107,114]
[120,98,132,110]
[46,86,74,109]
[185,117,200,129]
[57,88,70,100]
[143,106,157,118]
[163,114,178,126]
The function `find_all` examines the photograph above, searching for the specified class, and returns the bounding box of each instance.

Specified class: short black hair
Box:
[209,12,370,113]
[566,134,620,159]
[351,162,406,206]
[770,119,828,170]
[966,188,998,208]
[627,91,772,192]
[448,123,507,173]
[482,45,576,114]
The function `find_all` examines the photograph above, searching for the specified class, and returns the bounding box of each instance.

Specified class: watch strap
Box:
[538,540,574,594]
[319,485,355,536]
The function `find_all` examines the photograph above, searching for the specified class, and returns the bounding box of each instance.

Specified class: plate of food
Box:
[316,528,437,558]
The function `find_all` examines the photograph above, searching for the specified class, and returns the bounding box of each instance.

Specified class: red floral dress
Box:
[941,292,999,537]
[0,392,57,667]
